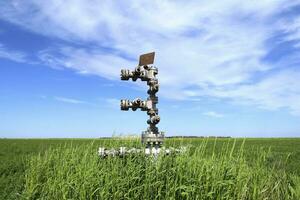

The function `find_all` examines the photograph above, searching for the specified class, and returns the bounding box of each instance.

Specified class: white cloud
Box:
[0,43,27,62]
[54,96,87,104]
[280,16,300,47]
[211,69,300,115]
[203,111,224,118]
[105,98,120,109]
[38,47,134,79]
[1,1,300,115]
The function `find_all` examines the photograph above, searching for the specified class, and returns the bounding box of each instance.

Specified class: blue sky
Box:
[0,0,300,138]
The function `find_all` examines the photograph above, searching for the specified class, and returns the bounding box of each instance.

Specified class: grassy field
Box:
[0,138,299,199]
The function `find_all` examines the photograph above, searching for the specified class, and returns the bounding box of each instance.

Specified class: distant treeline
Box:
[166,136,231,138]
[99,136,231,139]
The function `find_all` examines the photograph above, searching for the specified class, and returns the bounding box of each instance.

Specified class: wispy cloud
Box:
[54,96,87,104]
[203,111,224,118]
[37,47,133,79]
[105,98,120,109]
[280,15,300,47]
[0,43,27,62]
[1,1,300,115]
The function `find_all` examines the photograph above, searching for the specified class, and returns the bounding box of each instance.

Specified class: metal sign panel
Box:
[139,52,155,66]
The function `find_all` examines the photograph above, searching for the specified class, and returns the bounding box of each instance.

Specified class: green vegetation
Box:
[0,138,300,199]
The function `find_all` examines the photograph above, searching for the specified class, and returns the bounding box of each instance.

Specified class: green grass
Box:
[0,138,300,199]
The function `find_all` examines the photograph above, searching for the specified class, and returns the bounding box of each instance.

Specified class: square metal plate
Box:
[139,52,155,66]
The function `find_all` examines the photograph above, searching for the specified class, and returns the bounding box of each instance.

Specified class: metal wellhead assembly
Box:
[98,52,186,157]
[120,52,164,148]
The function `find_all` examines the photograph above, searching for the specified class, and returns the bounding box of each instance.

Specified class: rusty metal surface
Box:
[139,52,155,66]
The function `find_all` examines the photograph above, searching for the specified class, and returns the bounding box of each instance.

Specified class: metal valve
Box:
[147,115,160,125]
[120,69,132,80]
[120,99,130,110]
